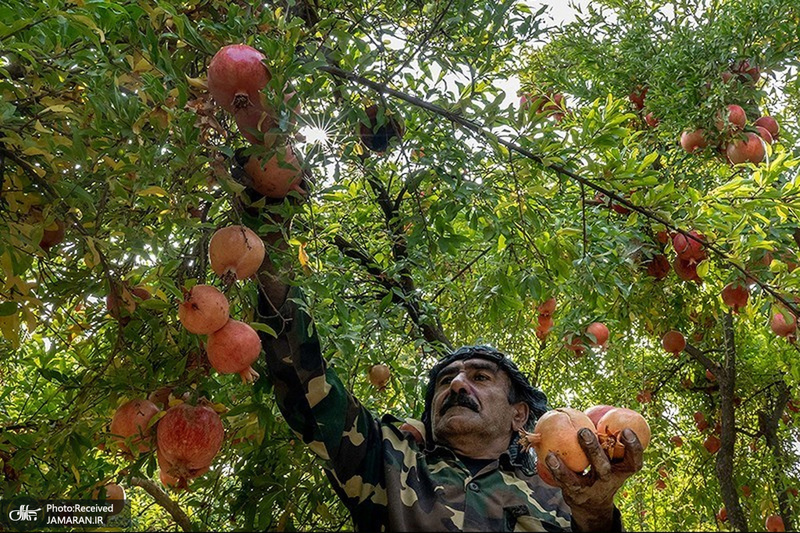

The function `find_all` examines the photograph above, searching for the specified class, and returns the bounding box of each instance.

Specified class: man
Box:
[256,277,643,532]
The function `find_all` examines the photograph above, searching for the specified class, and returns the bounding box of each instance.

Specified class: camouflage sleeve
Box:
[257,285,387,510]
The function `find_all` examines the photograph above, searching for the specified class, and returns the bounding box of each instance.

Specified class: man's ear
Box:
[511,401,530,432]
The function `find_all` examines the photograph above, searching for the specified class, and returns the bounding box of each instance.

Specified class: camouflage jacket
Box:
[260,288,623,532]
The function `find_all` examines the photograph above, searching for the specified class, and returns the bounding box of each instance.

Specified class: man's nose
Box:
[448,371,471,394]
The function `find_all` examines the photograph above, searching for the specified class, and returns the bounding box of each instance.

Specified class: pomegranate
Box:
[131,286,151,300]
[721,282,749,312]
[157,447,209,490]
[766,515,786,532]
[586,322,609,348]
[672,231,706,263]
[178,285,230,335]
[629,86,647,110]
[680,129,708,153]
[703,434,721,454]
[715,104,747,133]
[359,105,405,152]
[368,363,391,390]
[717,507,728,522]
[110,398,160,454]
[756,125,774,144]
[727,133,766,164]
[669,435,683,447]
[233,90,298,147]
[742,485,752,498]
[584,405,615,427]
[535,315,554,340]
[148,387,173,410]
[674,257,702,283]
[564,334,587,357]
[645,254,671,280]
[242,145,305,198]
[706,369,716,382]
[734,60,760,84]
[694,411,709,431]
[755,116,779,139]
[644,112,659,128]
[206,319,262,383]
[159,466,182,490]
[770,312,797,339]
[93,483,125,500]
[518,408,595,485]
[39,219,65,250]
[538,297,557,316]
[655,478,666,490]
[662,331,686,356]
[209,225,265,281]
[636,390,652,404]
[157,402,224,479]
[595,407,651,460]
[207,44,270,113]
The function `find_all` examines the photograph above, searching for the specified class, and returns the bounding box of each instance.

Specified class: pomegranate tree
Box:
[721,282,749,312]
[178,285,230,335]
[518,408,595,486]
[209,225,265,281]
[207,44,270,113]
[661,330,686,356]
[368,363,391,390]
[242,145,305,198]
[595,407,651,460]
[156,402,224,486]
[206,319,262,383]
[110,398,160,454]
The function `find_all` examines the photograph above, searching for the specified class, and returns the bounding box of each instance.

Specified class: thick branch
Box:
[129,477,192,532]
[683,343,721,376]
[318,65,800,318]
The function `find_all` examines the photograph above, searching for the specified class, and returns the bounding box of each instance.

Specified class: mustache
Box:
[440,391,479,415]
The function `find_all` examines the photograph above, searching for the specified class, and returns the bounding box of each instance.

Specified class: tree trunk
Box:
[760,380,794,532]
[717,313,747,531]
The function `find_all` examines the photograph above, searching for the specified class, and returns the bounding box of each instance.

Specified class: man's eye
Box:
[474,374,489,381]
[439,376,453,385]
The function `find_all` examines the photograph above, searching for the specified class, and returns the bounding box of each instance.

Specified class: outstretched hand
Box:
[544,427,644,531]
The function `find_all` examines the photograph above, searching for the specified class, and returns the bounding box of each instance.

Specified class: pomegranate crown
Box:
[421,345,549,461]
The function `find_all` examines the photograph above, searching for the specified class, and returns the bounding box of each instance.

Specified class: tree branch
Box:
[130,477,192,532]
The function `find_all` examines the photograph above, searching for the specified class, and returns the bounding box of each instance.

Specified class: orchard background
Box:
[2,0,800,530]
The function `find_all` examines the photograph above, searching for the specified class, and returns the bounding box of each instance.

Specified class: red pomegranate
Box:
[584,405,615,427]
[206,319,262,383]
[694,411,709,431]
[727,133,766,165]
[703,434,721,454]
[359,105,405,153]
[207,44,270,113]
[110,398,160,453]
[535,315,554,340]
[157,447,210,490]
[538,297,557,317]
[669,435,683,447]
[756,125,774,144]
[706,369,717,382]
[662,331,686,356]
[766,515,786,532]
[148,387,173,410]
[742,485,752,498]
[564,334,587,357]
[595,407,651,460]
[157,402,224,478]
[680,129,708,153]
[645,254,671,280]
[629,86,648,110]
[242,145,305,198]
[39,219,66,250]
[674,257,702,283]
[233,90,298,147]
[716,507,728,522]
[755,116,779,139]
[672,231,706,263]
[209,225,265,281]
[734,60,760,84]
[715,104,747,133]
[644,112,659,128]
[721,282,749,312]
[368,363,391,390]
[178,285,230,335]
[771,313,797,339]
[518,408,595,485]
[636,390,652,404]
[586,322,609,348]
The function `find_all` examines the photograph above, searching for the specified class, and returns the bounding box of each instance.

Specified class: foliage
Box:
[0,0,799,530]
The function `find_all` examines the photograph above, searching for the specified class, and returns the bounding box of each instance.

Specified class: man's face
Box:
[431,358,528,447]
